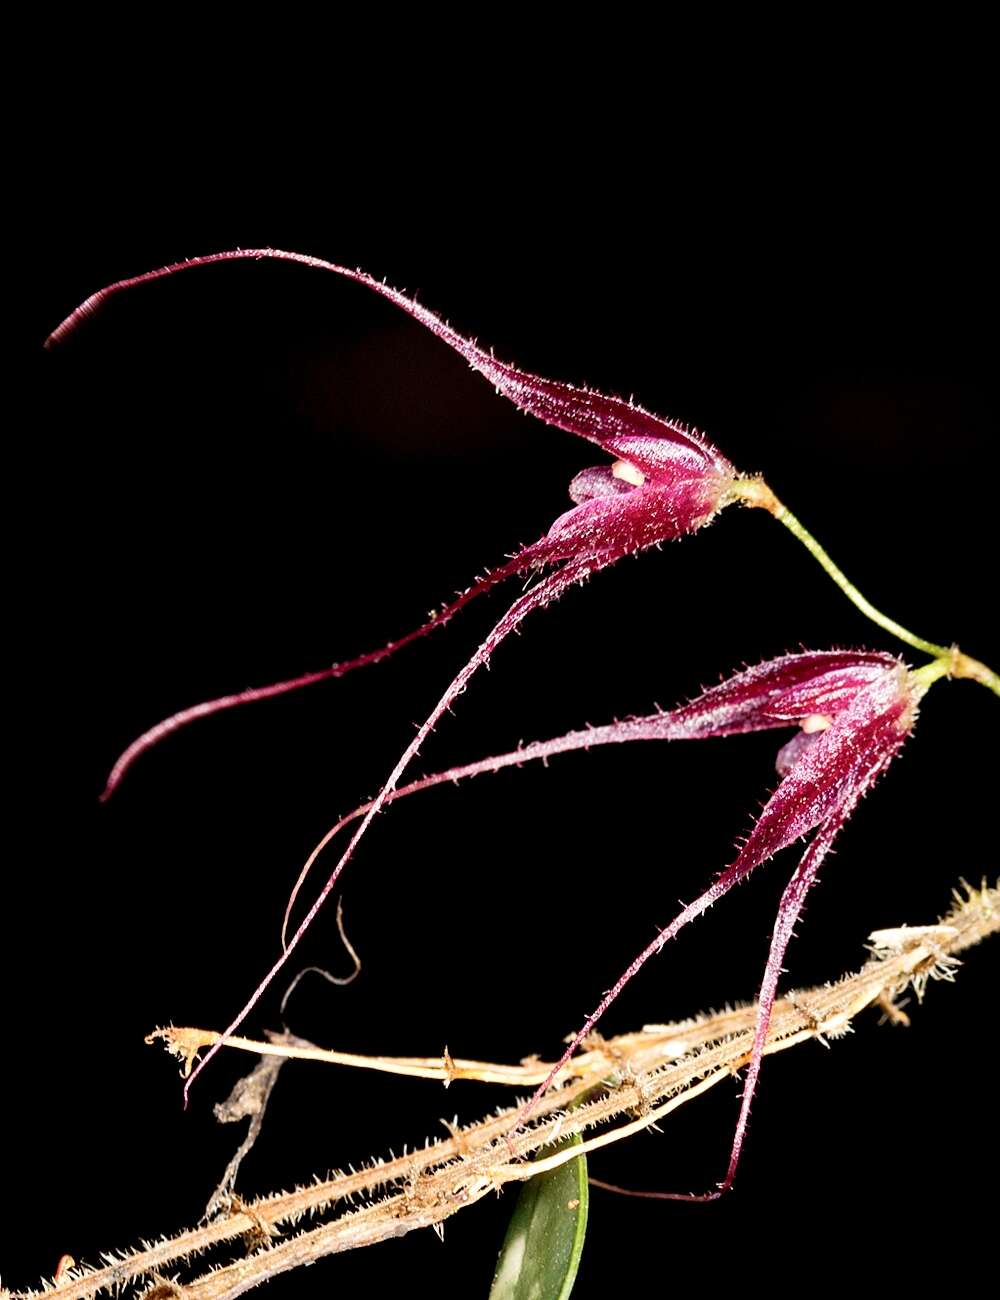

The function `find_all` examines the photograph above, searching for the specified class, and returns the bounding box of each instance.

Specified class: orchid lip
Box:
[611,459,645,487]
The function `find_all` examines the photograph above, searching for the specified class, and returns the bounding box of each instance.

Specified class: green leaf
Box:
[488,1133,589,1300]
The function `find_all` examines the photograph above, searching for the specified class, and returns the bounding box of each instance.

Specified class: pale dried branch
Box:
[9,880,996,1300]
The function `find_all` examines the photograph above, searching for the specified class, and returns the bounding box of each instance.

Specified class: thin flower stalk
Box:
[731,481,998,691]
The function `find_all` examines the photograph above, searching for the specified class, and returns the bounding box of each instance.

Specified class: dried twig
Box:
[7,880,995,1300]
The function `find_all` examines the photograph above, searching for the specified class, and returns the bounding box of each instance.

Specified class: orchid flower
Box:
[47,253,997,1127]
[48,249,739,800]
[277,648,922,1196]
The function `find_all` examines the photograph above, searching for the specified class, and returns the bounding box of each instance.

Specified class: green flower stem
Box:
[912,652,1000,700]
[769,502,952,657]
[730,478,949,657]
[729,478,999,698]
[910,657,952,695]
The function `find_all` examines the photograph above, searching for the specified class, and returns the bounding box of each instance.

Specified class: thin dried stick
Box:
[9,880,995,1300]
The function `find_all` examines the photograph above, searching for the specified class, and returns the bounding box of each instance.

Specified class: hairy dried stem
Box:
[8,881,996,1300]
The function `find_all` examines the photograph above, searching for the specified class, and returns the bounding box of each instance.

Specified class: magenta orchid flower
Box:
[45,250,999,1233]
[265,648,919,1195]
[47,249,737,799]
[51,256,956,1198]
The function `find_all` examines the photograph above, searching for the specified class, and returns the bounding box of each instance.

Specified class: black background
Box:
[10,81,997,1299]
